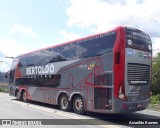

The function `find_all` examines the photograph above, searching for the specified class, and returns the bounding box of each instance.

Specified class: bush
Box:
[151,94,160,104]
[0,88,4,92]
[152,53,160,95]
[0,87,9,93]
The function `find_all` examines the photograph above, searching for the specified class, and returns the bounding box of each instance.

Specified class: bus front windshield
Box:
[9,58,18,84]
[125,27,152,52]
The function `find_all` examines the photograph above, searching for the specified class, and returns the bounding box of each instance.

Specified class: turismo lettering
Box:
[26,64,54,75]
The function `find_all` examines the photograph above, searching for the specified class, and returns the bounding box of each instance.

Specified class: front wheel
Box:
[16,90,21,101]
[73,95,86,115]
[59,94,72,111]
[22,91,27,102]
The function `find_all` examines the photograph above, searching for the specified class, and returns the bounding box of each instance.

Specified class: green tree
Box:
[152,53,160,95]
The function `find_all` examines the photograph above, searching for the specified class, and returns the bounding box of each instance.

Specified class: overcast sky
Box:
[0,0,160,72]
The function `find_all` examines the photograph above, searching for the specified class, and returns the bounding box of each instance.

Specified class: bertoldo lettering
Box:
[26,64,54,75]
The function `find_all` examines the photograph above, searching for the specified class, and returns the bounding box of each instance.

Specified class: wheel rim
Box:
[61,96,68,110]
[16,91,20,99]
[75,98,83,111]
[23,92,27,101]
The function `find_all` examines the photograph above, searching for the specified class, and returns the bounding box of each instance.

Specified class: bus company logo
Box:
[127,50,137,56]
[88,64,95,70]
[26,64,55,75]
[127,51,133,55]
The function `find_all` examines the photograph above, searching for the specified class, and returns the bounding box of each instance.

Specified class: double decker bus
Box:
[8,26,152,114]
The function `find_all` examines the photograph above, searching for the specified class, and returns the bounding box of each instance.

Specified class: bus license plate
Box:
[137,104,143,108]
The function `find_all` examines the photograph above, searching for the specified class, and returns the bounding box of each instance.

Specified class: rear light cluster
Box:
[118,80,127,101]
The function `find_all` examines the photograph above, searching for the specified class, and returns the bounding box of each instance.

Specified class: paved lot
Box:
[0,92,160,128]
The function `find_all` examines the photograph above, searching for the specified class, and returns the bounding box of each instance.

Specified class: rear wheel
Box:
[22,91,27,102]
[73,95,86,115]
[59,94,72,111]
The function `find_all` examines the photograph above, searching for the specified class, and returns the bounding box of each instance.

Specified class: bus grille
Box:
[127,63,150,85]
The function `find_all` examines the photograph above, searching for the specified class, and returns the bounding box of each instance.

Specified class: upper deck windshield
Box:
[125,27,152,52]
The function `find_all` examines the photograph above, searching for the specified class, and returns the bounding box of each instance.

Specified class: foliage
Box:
[150,94,160,104]
[152,53,160,95]
[0,87,9,93]
[0,88,4,92]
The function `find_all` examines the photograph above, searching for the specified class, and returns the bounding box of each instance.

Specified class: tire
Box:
[73,95,86,115]
[59,94,72,111]
[16,90,22,101]
[22,91,27,102]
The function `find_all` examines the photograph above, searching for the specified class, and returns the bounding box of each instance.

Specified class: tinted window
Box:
[48,44,77,61]
[19,49,66,67]
[9,58,19,84]
[126,28,152,52]
[76,31,116,58]
[17,74,61,88]
[11,58,19,69]
[19,31,116,68]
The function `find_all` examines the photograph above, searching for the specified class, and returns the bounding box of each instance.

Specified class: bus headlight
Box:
[128,39,132,46]
[148,44,152,50]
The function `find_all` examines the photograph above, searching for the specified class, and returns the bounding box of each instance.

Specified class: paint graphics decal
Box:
[87,64,95,70]
[127,49,151,59]
[79,65,87,69]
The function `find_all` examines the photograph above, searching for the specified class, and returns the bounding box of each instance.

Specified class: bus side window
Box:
[16,75,61,88]
[47,74,61,88]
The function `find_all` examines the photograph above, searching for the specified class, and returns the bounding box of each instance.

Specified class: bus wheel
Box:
[22,91,27,102]
[59,94,72,111]
[16,90,21,101]
[73,95,86,115]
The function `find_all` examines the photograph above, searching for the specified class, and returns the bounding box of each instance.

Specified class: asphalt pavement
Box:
[0,92,160,128]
